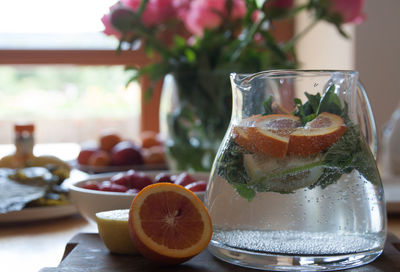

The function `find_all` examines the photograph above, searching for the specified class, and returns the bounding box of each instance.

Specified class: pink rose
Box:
[121,0,176,27]
[328,0,366,24]
[120,0,141,10]
[101,4,122,39]
[173,0,191,20]
[231,0,246,20]
[251,10,262,23]
[183,0,246,36]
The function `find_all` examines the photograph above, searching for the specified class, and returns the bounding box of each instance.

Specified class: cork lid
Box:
[14,123,35,133]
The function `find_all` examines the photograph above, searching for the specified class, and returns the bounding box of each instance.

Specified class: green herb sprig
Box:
[217,85,380,201]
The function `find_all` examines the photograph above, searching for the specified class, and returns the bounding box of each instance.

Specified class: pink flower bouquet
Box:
[101,0,365,171]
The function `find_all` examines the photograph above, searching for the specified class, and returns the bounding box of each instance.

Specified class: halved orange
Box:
[128,183,212,265]
[247,114,301,158]
[232,114,261,152]
[287,112,347,156]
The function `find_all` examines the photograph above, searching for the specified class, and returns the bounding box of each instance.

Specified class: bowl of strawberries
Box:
[68,170,208,223]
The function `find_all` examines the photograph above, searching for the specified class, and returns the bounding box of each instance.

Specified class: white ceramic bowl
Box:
[68,171,209,223]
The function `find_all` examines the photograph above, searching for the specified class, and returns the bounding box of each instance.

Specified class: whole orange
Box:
[100,132,122,152]
[77,147,98,165]
[140,131,162,148]
[88,150,111,166]
[143,146,165,164]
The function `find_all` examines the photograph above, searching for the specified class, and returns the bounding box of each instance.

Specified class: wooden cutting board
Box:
[39,233,400,272]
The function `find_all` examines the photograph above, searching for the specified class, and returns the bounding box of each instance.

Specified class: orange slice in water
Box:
[247,114,301,158]
[232,114,261,152]
[128,183,212,265]
[288,112,347,156]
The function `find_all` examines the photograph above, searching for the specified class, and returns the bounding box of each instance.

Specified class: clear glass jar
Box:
[206,70,386,271]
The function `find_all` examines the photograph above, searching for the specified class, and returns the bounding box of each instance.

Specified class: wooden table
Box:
[1,214,400,272]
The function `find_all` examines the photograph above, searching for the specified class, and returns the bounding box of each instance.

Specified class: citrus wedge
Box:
[128,183,212,265]
[96,209,139,255]
[247,114,301,158]
[232,114,261,152]
[288,112,347,156]
[244,153,323,193]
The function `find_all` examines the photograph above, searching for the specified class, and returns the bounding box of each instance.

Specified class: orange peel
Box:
[232,114,261,152]
[247,114,300,158]
[287,112,347,156]
[128,183,212,265]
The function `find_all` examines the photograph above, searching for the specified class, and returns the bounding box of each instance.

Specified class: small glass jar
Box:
[14,123,35,166]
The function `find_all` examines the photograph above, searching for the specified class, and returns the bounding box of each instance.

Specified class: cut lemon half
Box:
[288,112,347,156]
[96,209,139,255]
[247,114,301,158]
[128,183,212,265]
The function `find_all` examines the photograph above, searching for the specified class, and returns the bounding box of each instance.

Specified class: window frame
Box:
[0,19,293,133]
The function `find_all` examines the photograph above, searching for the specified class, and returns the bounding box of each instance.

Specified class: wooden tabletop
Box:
[1,214,400,272]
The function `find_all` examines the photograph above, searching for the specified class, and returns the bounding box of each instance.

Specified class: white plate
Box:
[0,204,77,224]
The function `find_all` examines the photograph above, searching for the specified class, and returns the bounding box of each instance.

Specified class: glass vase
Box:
[159,70,232,171]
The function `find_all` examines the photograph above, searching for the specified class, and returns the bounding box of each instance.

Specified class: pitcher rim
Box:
[231,69,358,82]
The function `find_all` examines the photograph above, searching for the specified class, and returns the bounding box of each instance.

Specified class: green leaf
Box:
[184,49,196,63]
[233,184,256,201]
[263,95,274,115]
[350,139,380,185]
[310,167,343,189]
[293,98,307,125]
[217,140,254,200]
[173,36,187,48]
[318,85,342,115]
[305,92,321,113]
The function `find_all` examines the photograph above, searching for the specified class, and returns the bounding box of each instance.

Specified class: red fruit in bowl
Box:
[154,173,173,183]
[185,180,207,192]
[77,147,98,165]
[126,171,153,190]
[110,172,131,187]
[82,181,100,191]
[110,141,144,166]
[99,181,129,192]
[174,172,195,187]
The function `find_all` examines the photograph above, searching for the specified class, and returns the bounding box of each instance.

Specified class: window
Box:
[0,0,149,145]
[0,65,141,144]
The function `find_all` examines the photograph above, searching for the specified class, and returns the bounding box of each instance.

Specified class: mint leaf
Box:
[322,124,358,169]
[233,184,256,201]
[305,92,321,113]
[311,167,343,189]
[318,85,342,115]
[293,93,320,125]
[350,139,380,185]
[217,139,254,200]
[263,96,274,115]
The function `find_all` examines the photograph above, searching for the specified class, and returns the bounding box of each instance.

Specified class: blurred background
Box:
[0,0,398,147]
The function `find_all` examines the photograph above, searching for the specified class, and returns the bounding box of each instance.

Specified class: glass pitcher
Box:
[206,70,386,271]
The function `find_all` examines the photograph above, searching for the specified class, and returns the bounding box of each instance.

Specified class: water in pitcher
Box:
[205,70,386,271]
